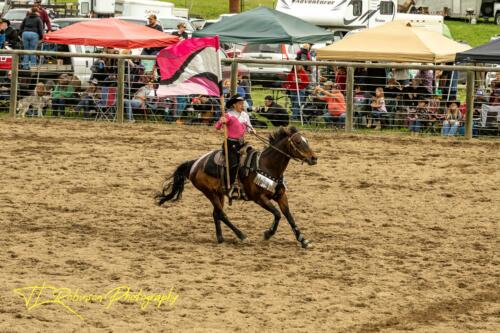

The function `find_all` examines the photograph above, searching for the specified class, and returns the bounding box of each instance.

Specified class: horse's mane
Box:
[268,126,299,145]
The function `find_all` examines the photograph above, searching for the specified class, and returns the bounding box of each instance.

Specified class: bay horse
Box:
[154,126,318,248]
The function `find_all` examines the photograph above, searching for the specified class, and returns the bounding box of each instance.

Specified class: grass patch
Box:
[445,20,499,46]
[167,0,276,19]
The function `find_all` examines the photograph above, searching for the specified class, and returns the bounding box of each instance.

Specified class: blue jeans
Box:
[124,99,142,121]
[76,96,97,119]
[409,119,422,132]
[176,96,188,117]
[52,98,66,117]
[22,31,39,68]
[442,120,459,136]
[323,112,346,127]
[288,90,305,120]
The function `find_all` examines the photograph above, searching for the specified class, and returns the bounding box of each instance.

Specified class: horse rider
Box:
[215,94,256,199]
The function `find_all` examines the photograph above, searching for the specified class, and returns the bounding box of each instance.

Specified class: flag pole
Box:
[217,44,231,196]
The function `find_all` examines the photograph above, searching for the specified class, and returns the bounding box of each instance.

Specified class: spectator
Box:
[403,78,428,109]
[283,64,309,120]
[369,87,387,130]
[2,19,20,49]
[335,67,347,94]
[415,69,433,94]
[51,74,74,117]
[34,0,52,32]
[222,79,248,107]
[313,81,346,128]
[124,80,156,122]
[390,67,411,86]
[238,74,253,108]
[190,95,216,125]
[0,71,10,104]
[142,15,163,55]
[75,79,101,119]
[172,22,188,40]
[489,81,500,105]
[407,96,428,135]
[255,95,289,127]
[442,100,462,136]
[0,20,6,48]
[296,43,312,72]
[20,7,44,69]
[354,84,369,126]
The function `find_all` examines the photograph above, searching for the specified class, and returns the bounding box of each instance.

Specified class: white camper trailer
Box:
[276,0,446,35]
[79,0,174,18]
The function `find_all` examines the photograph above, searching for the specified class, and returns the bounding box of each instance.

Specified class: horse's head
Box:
[269,127,317,165]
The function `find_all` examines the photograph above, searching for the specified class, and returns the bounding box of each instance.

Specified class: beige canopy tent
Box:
[316,21,470,63]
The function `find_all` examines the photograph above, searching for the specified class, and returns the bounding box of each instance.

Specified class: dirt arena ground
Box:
[0,119,499,332]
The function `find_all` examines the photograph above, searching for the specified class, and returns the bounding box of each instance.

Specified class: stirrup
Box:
[229,184,241,200]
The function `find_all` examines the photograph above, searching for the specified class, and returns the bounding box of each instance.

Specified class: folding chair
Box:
[95,86,117,121]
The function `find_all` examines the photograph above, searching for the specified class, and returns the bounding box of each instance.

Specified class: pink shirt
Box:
[215,110,253,139]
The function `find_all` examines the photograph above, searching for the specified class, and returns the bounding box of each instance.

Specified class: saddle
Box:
[203,144,260,197]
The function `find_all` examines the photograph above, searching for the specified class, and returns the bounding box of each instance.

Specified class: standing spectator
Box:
[296,43,312,72]
[20,8,44,69]
[369,87,387,130]
[172,22,188,40]
[0,21,5,49]
[441,101,462,136]
[313,81,346,127]
[390,67,411,86]
[142,15,163,56]
[335,67,347,94]
[415,69,433,94]
[283,64,309,120]
[255,95,289,127]
[34,0,52,32]
[2,19,20,49]
[51,74,74,117]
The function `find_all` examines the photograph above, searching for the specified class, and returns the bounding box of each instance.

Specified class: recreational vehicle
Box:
[276,0,445,34]
[78,0,175,18]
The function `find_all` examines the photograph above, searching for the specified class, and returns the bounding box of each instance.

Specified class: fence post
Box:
[9,54,19,119]
[465,71,475,139]
[116,58,125,123]
[230,61,238,96]
[345,66,355,132]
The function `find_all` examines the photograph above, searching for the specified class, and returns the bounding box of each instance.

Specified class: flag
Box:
[157,36,221,97]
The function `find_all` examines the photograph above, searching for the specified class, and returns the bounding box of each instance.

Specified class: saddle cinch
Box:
[203,144,260,197]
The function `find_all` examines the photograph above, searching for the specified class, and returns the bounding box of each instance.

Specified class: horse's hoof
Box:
[238,233,247,241]
[217,237,225,244]
[263,230,272,240]
[301,239,312,249]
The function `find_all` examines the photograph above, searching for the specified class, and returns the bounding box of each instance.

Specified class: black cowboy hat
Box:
[447,100,461,107]
[226,94,245,109]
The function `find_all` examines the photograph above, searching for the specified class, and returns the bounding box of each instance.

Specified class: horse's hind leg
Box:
[212,208,224,244]
[256,195,281,240]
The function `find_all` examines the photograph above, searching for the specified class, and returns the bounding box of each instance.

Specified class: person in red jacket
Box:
[34,0,52,31]
[283,64,309,120]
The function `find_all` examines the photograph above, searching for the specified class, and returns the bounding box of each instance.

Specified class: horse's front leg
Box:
[276,193,311,249]
[256,195,281,240]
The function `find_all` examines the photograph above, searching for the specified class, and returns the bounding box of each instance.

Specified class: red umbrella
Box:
[43,18,179,49]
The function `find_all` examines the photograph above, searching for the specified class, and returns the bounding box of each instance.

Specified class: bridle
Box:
[253,131,310,163]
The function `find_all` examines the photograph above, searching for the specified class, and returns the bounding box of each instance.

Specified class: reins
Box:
[251,131,304,163]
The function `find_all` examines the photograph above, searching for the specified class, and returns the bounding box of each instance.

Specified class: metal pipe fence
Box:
[1,49,499,138]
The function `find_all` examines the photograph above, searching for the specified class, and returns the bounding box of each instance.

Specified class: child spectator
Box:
[442,101,462,136]
[369,87,387,130]
[408,97,428,135]
[51,74,74,117]
[75,79,101,119]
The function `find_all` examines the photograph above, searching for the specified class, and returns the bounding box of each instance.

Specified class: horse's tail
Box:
[154,160,196,206]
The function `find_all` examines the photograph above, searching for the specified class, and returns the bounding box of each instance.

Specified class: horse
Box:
[154,126,318,248]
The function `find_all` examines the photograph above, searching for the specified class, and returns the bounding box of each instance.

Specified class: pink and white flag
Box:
[156,36,221,97]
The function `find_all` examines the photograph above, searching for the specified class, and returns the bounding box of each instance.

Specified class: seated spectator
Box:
[124,80,155,122]
[222,79,248,109]
[441,100,462,136]
[17,82,50,117]
[369,87,387,130]
[489,81,500,106]
[407,96,429,135]
[238,74,253,108]
[190,95,216,125]
[415,69,433,94]
[254,95,289,127]
[51,74,74,117]
[313,81,346,128]
[75,79,101,119]
[403,78,428,109]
